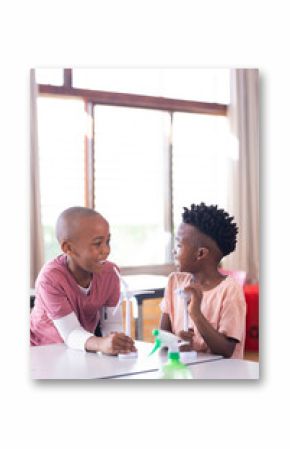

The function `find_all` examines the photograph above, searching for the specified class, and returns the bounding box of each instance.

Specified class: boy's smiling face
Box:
[62,215,111,274]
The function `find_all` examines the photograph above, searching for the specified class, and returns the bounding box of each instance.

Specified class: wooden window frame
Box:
[36,69,228,274]
[39,84,227,115]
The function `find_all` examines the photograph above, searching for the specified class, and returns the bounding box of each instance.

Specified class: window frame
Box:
[36,68,228,275]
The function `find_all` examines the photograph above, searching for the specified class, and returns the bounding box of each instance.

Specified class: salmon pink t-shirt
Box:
[30,255,120,346]
[160,272,246,358]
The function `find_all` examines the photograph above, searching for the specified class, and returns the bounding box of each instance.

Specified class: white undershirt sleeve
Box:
[53,312,94,351]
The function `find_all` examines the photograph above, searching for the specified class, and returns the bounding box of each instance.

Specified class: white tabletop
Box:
[115,358,259,380]
[31,341,222,379]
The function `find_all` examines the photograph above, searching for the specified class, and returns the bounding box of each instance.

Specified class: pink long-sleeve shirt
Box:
[30,255,120,346]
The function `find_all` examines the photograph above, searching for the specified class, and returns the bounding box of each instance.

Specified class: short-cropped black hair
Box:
[182,202,238,256]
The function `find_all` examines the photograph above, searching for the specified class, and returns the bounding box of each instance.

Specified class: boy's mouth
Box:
[94,260,107,271]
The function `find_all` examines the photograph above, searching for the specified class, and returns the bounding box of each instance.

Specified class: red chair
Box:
[243,283,259,351]
[219,269,259,352]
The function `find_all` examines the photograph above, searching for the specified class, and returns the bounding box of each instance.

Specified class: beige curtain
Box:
[224,69,259,283]
[30,69,44,288]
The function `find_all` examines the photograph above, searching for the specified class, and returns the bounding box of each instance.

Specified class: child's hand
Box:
[184,282,203,319]
[100,332,137,355]
[178,328,195,351]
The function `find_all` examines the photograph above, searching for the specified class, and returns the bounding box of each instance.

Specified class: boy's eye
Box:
[94,240,110,247]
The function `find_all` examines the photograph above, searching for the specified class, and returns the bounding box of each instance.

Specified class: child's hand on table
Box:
[100,333,137,355]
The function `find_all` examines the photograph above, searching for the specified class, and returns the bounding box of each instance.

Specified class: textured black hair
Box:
[182,202,238,256]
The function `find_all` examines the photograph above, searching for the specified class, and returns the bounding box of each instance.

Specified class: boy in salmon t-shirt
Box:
[30,207,136,355]
[160,202,246,358]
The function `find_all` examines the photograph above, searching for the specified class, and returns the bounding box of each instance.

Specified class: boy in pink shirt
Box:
[160,203,246,358]
[30,207,136,355]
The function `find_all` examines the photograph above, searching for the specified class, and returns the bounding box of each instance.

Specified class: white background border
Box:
[0,1,287,447]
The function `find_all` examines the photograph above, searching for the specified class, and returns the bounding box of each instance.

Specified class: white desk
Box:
[31,341,222,380]
[115,359,259,380]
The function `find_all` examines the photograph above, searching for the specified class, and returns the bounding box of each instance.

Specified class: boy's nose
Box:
[100,246,110,257]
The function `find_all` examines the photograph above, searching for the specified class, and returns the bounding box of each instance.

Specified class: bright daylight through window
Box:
[36,68,232,270]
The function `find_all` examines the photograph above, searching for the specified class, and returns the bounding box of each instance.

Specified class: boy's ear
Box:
[61,240,72,255]
[197,247,209,260]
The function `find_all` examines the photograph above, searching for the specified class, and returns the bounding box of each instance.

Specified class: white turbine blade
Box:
[175,287,190,332]
[183,297,189,331]
[113,266,121,279]
[175,288,190,302]
[113,267,155,333]
[113,292,123,315]
[113,266,129,290]
[176,275,194,332]
[120,277,129,291]
[125,296,131,337]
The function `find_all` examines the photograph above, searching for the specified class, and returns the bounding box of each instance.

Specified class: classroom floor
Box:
[123,298,259,362]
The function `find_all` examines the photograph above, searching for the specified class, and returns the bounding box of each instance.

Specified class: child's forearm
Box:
[85,335,105,352]
[191,312,236,358]
[160,313,172,333]
[85,333,136,355]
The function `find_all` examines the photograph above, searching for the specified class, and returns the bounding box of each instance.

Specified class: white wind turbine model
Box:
[175,275,197,362]
[175,275,195,332]
[113,267,155,358]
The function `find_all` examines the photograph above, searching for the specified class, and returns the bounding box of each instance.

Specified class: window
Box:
[94,105,171,266]
[72,68,230,103]
[172,113,232,231]
[35,68,64,86]
[35,68,231,273]
[37,97,85,261]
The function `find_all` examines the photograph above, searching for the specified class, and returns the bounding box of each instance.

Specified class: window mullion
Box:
[63,69,72,88]
[164,112,174,263]
[84,101,95,208]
